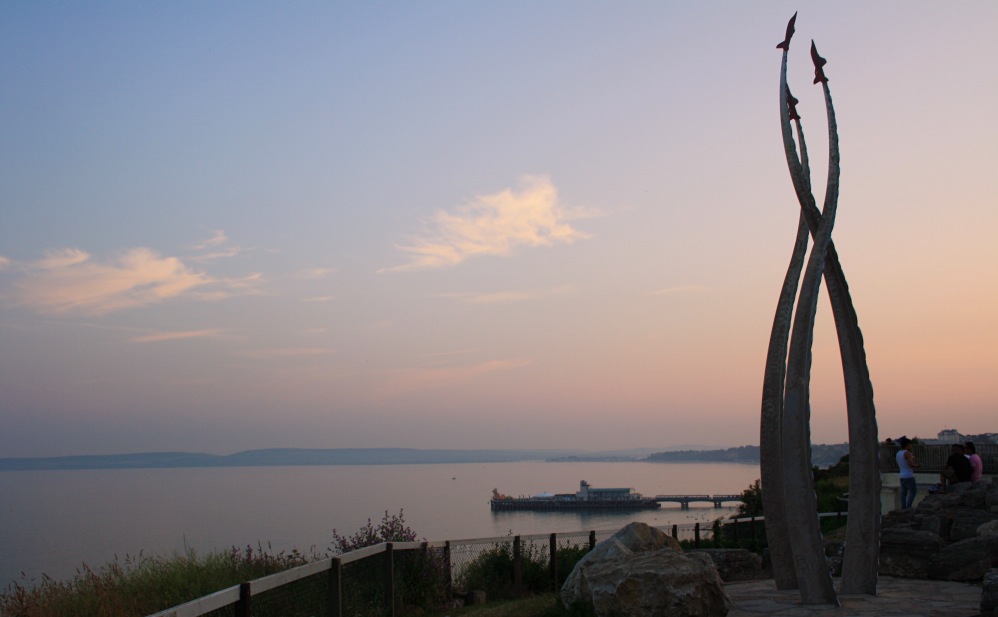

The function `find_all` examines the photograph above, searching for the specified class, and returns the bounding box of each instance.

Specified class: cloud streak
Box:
[435,285,576,305]
[130,329,226,343]
[380,358,533,396]
[384,175,595,272]
[8,246,259,315]
[645,285,710,297]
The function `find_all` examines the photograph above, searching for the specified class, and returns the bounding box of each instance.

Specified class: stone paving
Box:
[725,576,983,617]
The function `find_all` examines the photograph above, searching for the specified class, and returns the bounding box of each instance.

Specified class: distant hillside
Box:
[1,444,853,471]
[0,448,588,471]
[643,443,850,468]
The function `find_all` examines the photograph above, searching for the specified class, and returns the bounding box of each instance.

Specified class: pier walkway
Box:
[653,494,743,509]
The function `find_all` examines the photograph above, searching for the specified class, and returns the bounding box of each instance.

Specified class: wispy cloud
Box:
[380,358,533,396]
[190,230,229,250]
[645,285,710,297]
[241,347,334,359]
[7,246,260,315]
[301,295,335,303]
[188,230,248,262]
[130,329,225,343]
[295,267,336,279]
[383,175,597,272]
[435,285,575,305]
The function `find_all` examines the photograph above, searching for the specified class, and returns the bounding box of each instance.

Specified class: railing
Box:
[879,443,998,474]
[653,494,745,508]
[146,521,727,617]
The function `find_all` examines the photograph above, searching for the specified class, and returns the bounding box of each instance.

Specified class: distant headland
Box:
[0,444,853,471]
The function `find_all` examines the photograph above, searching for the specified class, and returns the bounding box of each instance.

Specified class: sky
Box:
[1,2,996,458]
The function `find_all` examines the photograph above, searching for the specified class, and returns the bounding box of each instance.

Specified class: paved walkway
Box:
[725,576,982,616]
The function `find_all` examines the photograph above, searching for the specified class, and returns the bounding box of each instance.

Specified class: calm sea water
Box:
[0,461,760,588]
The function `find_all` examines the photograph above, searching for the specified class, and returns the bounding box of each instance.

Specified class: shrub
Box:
[330,510,449,616]
[455,538,549,600]
[330,509,420,553]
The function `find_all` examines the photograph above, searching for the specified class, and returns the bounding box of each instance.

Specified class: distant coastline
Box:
[0,443,849,471]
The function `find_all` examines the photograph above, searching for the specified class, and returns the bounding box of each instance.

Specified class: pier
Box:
[653,494,743,509]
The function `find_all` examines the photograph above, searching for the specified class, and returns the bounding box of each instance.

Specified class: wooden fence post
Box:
[513,536,523,597]
[235,582,251,617]
[384,543,395,617]
[589,530,596,550]
[671,524,678,540]
[329,557,342,617]
[549,533,558,590]
[694,523,701,548]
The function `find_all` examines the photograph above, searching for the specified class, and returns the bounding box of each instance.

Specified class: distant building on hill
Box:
[925,428,995,445]
[932,429,963,444]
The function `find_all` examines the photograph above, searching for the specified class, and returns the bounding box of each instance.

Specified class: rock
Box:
[950,510,998,541]
[690,548,765,582]
[878,528,946,579]
[927,537,998,582]
[982,568,998,617]
[956,483,988,509]
[465,590,486,605]
[561,522,730,617]
[823,540,844,578]
[919,513,953,538]
[979,520,998,539]
[613,519,683,552]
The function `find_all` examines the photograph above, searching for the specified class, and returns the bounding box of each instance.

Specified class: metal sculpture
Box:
[760,14,881,604]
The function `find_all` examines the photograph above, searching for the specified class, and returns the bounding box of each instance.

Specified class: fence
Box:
[147,520,733,617]
[879,443,998,474]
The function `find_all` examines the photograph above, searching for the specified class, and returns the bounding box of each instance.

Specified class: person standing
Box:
[896,436,919,509]
[965,441,984,483]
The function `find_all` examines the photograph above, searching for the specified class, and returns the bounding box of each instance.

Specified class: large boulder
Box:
[561,522,730,617]
[950,509,998,541]
[927,537,998,582]
[878,528,946,579]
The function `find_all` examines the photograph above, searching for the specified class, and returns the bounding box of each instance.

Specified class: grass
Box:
[0,544,317,617]
[429,594,564,617]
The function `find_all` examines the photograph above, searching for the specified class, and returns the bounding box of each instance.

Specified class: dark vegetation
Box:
[645,443,849,468]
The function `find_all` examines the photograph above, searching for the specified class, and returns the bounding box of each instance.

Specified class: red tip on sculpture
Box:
[776,12,797,50]
[810,40,828,84]
[786,86,801,121]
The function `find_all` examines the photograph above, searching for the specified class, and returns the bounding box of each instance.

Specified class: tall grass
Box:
[1,544,317,617]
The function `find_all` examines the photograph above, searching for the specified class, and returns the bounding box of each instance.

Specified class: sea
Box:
[0,460,760,589]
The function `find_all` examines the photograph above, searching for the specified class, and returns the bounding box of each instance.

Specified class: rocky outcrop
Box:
[879,478,998,582]
[982,569,998,617]
[689,548,766,582]
[561,522,730,617]
[879,528,947,579]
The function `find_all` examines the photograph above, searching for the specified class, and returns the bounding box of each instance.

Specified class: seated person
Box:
[940,443,972,492]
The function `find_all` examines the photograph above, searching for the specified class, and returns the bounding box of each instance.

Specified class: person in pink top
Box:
[965,441,984,483]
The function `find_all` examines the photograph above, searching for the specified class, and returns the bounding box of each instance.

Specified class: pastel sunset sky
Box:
[2,2,995,458]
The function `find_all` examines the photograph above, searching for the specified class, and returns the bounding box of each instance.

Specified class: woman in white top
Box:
[896,436,919,509]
